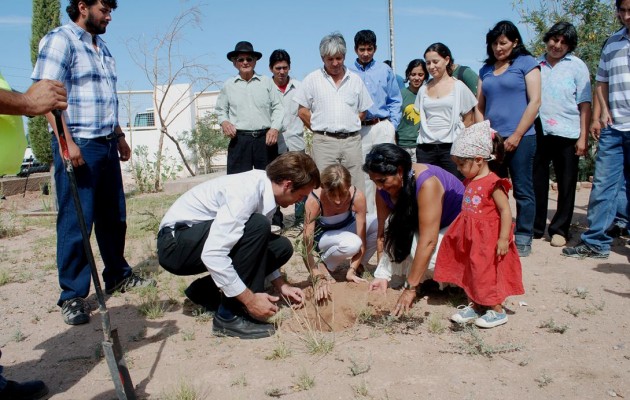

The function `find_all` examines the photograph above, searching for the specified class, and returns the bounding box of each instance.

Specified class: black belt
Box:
[417,142,452,149]
[236,129,268,138]
[361,117,389,126]
[158,223,190,238]
[313,131,359,139]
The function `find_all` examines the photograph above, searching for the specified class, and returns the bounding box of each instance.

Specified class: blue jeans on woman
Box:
[52,135,132,307]
[495,134,536,248]
[581,127,630,254]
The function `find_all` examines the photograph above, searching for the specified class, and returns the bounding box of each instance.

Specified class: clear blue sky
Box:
[0,0,533,93]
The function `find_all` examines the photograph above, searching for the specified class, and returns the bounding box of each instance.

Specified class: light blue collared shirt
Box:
[538,53,591,139]
[349,59,402,129]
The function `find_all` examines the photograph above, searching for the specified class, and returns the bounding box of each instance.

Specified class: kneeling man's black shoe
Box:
[212,314,275,339]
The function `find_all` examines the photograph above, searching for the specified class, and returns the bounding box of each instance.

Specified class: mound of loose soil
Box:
[280,282,400,332]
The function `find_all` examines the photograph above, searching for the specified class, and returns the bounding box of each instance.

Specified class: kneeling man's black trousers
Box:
[157,213,293,314]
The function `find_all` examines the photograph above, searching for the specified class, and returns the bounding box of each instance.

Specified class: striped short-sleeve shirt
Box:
[596,27,630,131]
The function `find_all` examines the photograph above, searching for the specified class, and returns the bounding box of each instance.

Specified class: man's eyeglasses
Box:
[236,57,254,63]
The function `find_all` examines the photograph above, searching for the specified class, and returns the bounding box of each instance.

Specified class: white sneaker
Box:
[474,310,508,328]
[450,303,480,323]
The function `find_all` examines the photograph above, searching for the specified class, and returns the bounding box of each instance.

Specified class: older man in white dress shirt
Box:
[294,32,373,194]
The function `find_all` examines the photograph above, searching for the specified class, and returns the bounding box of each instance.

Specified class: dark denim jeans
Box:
[416,142,463,180]
[495,134,537,247]
[581,127,630,253]
[52,135,131,306]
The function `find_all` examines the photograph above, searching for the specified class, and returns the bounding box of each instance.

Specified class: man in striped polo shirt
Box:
[563,0,630,259]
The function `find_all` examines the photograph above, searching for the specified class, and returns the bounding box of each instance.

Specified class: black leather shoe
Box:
[212,314,275,339]
[0,380,49,400]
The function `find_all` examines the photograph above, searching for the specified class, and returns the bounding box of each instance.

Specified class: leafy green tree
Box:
[181,113,230,175]
[514,0,618,179]
[29,0,60,164]
[514,0,617,80]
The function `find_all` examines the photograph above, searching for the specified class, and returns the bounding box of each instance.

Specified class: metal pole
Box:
[389,0,395,71]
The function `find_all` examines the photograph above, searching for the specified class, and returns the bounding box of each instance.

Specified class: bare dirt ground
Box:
[0,179,628,400]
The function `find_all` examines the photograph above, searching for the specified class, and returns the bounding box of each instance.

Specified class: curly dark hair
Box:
[67,0,118,22]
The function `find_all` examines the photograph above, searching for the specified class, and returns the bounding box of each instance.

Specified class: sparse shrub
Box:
[266,339,292,360]
[161,380,202,400]
[538,318,569,334]
[231,374,247,387]
[265,387,283,397]
[13,329,25,342]
[351,379,369,397]
[454,325,522,357]
[293,370,315,392]
[305,333,334,355]
[0,269,12,286]
[564,304,581,317]
[130,145,182,193]
[192,308,213,323]
[536,371,553,388]
[137,285,166,319]
[427,313,446,334]
[356,306,374,324]
[181,329,195,341]
[0,210,25,238]
[575,287,589,299]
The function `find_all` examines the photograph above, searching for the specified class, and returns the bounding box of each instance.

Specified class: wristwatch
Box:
[403,279,418,291]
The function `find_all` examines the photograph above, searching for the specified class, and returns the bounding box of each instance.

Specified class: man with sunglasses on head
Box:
[216,41,284,176]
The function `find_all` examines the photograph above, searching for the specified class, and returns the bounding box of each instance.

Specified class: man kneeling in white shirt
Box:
[157,152,320,339]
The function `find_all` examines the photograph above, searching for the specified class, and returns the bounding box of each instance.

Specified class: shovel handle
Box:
[52,110,70,161]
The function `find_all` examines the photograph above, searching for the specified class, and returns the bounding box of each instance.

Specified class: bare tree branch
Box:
[126,5,217,190]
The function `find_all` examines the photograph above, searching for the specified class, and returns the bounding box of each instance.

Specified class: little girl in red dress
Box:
[434,120,524,328]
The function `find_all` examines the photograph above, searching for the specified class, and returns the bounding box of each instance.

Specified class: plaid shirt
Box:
[31,21,119,139]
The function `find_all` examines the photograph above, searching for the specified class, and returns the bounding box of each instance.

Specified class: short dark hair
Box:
[354,30,377,49]
[484,20,532,65]
[543,21,578,53]
[67,0,118,22]
[404,59,428,83]
[424,42,454,76]
[269,49,291,69]
[617,0,624,9]
[267,152,320,191]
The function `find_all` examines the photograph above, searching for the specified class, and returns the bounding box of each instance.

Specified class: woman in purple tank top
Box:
[362,143,464,316]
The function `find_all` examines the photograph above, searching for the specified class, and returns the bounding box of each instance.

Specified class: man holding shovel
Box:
[32,0,155,326]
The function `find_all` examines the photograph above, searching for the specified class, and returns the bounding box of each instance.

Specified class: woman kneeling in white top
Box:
[303,164,378,301]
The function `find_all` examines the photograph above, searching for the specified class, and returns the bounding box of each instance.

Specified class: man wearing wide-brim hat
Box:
[216,41,284,176]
